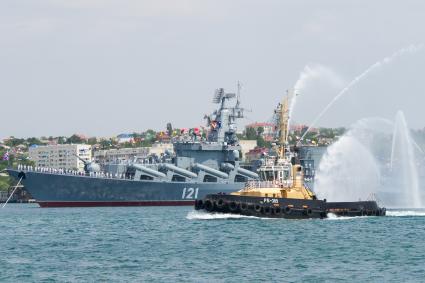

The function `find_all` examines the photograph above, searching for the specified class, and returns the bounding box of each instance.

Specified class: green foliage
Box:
[256,136,271,148]
[121,142,135,148]
[303,131,318,141]
[334,127,346,136]
[257,126,264,136]
[245,128,257,140]
[139,140,153,147]
[26,137,44,145]
[243,127,272,148]
[87,137,97,145]
[67,134,85,144]
[4,137,25,147]
[132,132,142,138]
[0,176,13,191]
[100,139,112,149]
[0,150,34,191]
[58,136,67,144]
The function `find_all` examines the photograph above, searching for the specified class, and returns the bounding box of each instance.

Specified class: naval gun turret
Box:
[74,154,101,174]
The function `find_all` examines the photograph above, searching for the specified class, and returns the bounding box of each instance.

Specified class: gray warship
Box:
[7,88,261,207]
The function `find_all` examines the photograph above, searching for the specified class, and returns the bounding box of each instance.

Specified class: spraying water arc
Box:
[299,44,423,142]
[287,64,344,136]
[390,111,422,208]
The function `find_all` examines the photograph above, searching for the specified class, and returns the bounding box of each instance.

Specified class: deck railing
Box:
[16,164,126,179]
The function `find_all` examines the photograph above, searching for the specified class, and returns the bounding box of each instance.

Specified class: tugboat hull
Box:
[195,194,386,219]
[195,194,327,219]
[325,201,386,217]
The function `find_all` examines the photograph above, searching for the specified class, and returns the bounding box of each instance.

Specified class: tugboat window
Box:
[265,171,275,181]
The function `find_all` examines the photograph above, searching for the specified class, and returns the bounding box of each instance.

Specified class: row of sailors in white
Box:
[88,171,126,179]
[17,164,126,179]
[18,164,81,175]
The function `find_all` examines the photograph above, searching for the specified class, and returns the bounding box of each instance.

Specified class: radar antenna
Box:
[213,88,225,104]
[236,81,242,108]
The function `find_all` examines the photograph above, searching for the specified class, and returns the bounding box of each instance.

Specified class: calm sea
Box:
[0,204,424,282]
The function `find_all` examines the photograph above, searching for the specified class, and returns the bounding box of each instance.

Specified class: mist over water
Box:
[315,114,424,208]
[315,121,383,202]
[390,111,422,208]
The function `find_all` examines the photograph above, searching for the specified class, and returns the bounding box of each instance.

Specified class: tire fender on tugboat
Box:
[204,200,214,212]
[284,206,292,215]
[254,204,262,213]
[240,202,249,212]
[229,201,239,212]
[216,198,226,210]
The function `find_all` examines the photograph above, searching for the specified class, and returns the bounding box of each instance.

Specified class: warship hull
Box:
[195,194,386,219]
[7,169,243,207]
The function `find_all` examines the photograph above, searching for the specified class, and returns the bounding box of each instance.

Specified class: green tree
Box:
[58,136,67,144]
[26,137,44,145]
[4,137,25,147]
[68,134,84,144]
[245,128,257,140]
[87,137,97,145]
[257,126,264,136]
[100,139,112,149]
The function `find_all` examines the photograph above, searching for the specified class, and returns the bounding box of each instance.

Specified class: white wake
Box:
[186,210,262,220]
[325,213,368,221]
[386,210,425,217]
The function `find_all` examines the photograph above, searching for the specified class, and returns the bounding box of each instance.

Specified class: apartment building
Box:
[29,144,92,171]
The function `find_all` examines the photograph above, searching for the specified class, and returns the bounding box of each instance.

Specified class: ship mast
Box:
[275,90,294,160]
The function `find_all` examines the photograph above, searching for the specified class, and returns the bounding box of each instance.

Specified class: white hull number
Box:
[182,187,199,199]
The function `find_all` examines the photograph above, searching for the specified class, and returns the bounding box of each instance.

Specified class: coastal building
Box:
[238,140,257,160]
[245,147,269,162]
[93,143,174,164]
[150,143,174,155]
[94,147,150,163]
[245,122,275,141]
[29,144,91,171]
[116,134,134,144]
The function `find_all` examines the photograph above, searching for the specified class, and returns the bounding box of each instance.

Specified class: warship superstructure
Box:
[7,88,260,207]
[195,92,386,219]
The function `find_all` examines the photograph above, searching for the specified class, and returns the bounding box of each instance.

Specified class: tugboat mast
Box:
[275,90,294,161]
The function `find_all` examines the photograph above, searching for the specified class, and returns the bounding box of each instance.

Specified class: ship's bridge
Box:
[258,164,292,183]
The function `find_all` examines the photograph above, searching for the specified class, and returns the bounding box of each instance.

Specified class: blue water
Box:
[1,204,424,282]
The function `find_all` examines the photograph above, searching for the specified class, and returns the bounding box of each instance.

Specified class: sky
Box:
[1,0,425,138]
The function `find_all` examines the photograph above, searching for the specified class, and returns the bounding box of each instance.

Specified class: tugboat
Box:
[195,91,386,219]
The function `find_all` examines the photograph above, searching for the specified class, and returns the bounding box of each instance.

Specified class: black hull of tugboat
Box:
[325,201,386,217]
[195,194,327,219]
[195,194,386,219]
